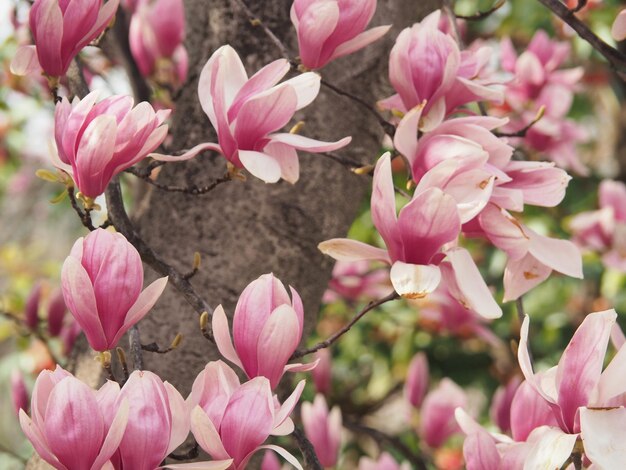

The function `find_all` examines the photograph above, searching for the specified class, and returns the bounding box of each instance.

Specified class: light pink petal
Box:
[389,261,440,299]
[165,382,190,455]
[190,406,230,460]
[523,426,577,469]
[329,24,391,61]
[555,310,616,431]
[273,380,305,432]
[280,72,321,110]
[79,0,120,52]
[268,133,352,152]
[161,460,233,470]
[478,205,530,261]
[150,142,223,161]
[318,238,391,264]
[580,407,626,467]
[10,45,41,76]
[19,410,66,470]
[515,51,545,85]
[238,150,282,183]
[463,432,500,470]
[393,105,423,163]
[257,445,303,470]
[109,276,168,347]
[599,179,626,221]
[297,1,340,69]
[370,153,402,259]
[443,248,502,319]
[502,253,552,302]
[33,0,64,75]
[612,10,626,41]
[61,255,108,351]
[510,380,559,441]
[212,305,244,370]
[527,231,583,278]
[255,305,301,388]
[263,142,300,184]
[283,359,319,373]
[91,399,129,470]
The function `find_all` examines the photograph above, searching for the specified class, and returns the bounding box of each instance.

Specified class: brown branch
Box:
[292,426,323,470]
[125,167,232,195]
[321,79,397,137]
[536,0,626,76]
[128,325,144,371]
[67,187,96,231]
[343,419,428,470]
[570,0,587,13]
[292,291,399,358]
[104,178,214,324]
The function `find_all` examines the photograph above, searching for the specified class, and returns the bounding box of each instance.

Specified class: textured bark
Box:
[135,0,442,394]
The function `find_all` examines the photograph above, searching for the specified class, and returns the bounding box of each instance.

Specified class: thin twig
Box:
[116,347,130,383]
[292,292,399,358]
[495,106,545,138]
[344,419,428,470]
[456,0,506,20]
[67,187,96,231]
[231,0,293,61]
[321,79,397,137]
[537,0,626,76]
[125,167,232,195]
[141,334,182,354]
[570,0,587,13]
[128,325,144,371]
[292,426,323,470]
[104,178,214,324]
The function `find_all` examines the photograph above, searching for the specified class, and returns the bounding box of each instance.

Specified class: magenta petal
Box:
[556,309,616,432]
[33,0,64,76]
[91,399,129,470]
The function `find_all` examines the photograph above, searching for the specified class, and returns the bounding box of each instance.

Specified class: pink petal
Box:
[556,310,616,431]
[510,380,559,441]
[19,410,66,470]
[255,305,301,388]
[150,142,223,161]
[478,205,530,260]
[32,0,64,76]
[612,10,626,41]
[78,0,120,52]
[263,142,300,184]
[318,238,391,264]
[297,1,340,69]
[190,406,230,460]
[580,407,626,467]
[370,153,402,260]
[91,399,129,470]
[393,105,423,163]
[463,432,500,470]
[109,276,168,347]
[10,45,41,76]
[389,261,441,299]
[329,24,391,62]
[257,445,303,470]
[238,150,282,183]
[273,380,305,432]
[523,426,577,469]
[599,179,626,221]
[502,253,552,302]
[212,305,244,370]
[165,382,190,455]
[443,248,502,319]
[527,231,583,278]
[281,72,321,110]
[268,133,352,152]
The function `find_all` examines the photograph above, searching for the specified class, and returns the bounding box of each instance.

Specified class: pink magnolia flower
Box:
[47,288,67,337]
[154,45,351,183]
[612,10,626,41]
[184,361,305,470]
[580,406,626,468]
[61,228,168,351]
[319,153,502,319]
[404,352,429,409]
[53,91,170,198]
[11,371,29,416]
[11,0,119,77]
[473,203,582,301]
[290,0,391,70]
[379,10,502,128]
[518,309,626,434]
[24,281,42,331]
[261,450,283,470]
[312,349,332,395]
[358,452,411,470]
[212,273,315,389]
[97,370,189,470]
[509,379,559,442]
[419,378,467,448]
[129,0,188,85]
[19,366,129,470]
[301,394,342,468]
[570,179,626,271]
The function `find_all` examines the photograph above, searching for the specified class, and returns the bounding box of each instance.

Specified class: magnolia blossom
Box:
[24,281,42,331]
[379,10,502,128]
[19,366,129,470]
[10,0,119,77]
[319,153,502,319]
[489,376,521,434]
[61,229,168,351]
[129,0,188,85]
[11,371,28,416]
[509,379,558,442]
[290,0,390,69]
[94,371,189,470]
[323,260,390,303]
[183,361,305,470]
[53,91,170,198]
[404,352,429,409]
[154,45,351,183]
[302,394,342,468]
[47,288,67,337]
[419,378,467,448]
[613,10,626,41]
[570,179,626,271]
[312,349,332,395]
[358,452,411,470]
[212,273,315,389]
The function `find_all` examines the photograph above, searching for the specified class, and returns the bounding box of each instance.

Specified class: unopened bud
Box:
[193,252,201,270]
[353,165,374,175]
[200,311,209,330]
[171,333,183,349]
[289,121,305,135]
